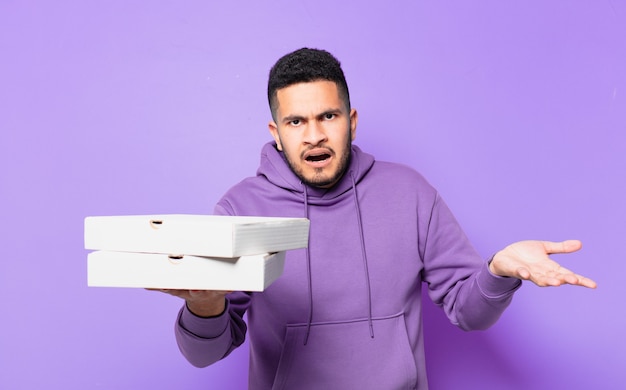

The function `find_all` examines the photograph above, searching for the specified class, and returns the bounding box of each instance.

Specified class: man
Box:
[161,48,596,389]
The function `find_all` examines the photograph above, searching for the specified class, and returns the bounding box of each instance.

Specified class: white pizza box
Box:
[84,214,309,258]
[88,251,286,291]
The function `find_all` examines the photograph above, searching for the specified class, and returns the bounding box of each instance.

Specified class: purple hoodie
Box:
[175,142,521,389]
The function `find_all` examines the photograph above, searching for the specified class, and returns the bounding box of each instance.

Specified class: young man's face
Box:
[268,80,357,188]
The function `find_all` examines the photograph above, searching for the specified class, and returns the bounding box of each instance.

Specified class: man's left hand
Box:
[489,240,597,288]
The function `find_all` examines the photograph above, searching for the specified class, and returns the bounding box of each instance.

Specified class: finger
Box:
[543,240,582,255]
[145,288,177,294]
[562,273,583,285]
[530,271,597,288]
[574,274,597,289]
[146,288,191,299]
[549,274,596,288]
[549,266,597,288]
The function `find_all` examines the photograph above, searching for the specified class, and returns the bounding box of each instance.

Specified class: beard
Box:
[283,136,352,189]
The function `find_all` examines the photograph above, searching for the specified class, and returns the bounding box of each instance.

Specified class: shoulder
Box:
[215,175,302,217]
[214,176,266,214]
[369,160,436,191]
[220,175,271,201]
[355,160,440,208]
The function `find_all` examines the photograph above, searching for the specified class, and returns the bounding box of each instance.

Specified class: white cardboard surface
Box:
[84,214,309,257]
[88,251,286,291]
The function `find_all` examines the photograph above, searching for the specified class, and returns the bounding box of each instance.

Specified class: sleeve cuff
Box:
[477,260,522,299]
[178,300,231,339]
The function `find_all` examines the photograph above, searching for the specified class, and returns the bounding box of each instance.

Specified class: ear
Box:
[349,108,358,141]
[268,121,283,151]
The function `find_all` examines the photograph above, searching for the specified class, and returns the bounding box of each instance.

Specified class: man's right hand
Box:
[149,289,232,317]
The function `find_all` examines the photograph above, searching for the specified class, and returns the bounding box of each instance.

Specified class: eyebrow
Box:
[281,114,305,124]
[281,109,343,124]
[317,109,343,119]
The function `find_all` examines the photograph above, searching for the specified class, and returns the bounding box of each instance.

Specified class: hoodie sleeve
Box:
[173,202,251,367]
[422,194,522,331]
[174,292,250,367]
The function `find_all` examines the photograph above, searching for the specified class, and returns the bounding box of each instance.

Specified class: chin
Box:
[303,170,343,188]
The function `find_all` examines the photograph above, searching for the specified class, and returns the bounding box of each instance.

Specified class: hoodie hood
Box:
[256,141,376,203]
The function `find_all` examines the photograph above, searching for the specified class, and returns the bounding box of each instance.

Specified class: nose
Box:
[303,120,327,146]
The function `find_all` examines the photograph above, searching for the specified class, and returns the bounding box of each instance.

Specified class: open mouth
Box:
[303,148,333,165]
[305,152,331,162]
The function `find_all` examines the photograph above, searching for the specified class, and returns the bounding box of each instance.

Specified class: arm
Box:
[422,195,522,331]
[422,196,596,332]
[172,290,251,368]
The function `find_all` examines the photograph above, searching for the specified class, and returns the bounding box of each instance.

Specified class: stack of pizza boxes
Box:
[84,215,310,292]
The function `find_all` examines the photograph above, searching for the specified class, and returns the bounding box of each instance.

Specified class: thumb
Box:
[543,240,582,255]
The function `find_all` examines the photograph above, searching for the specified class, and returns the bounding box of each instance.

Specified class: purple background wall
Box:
[1,1,624,389]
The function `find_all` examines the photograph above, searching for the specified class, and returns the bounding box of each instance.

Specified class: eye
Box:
[323,113,336,120]
[289,119,301,126]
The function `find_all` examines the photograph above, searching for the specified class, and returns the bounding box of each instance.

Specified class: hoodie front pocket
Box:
[271,313,418,390]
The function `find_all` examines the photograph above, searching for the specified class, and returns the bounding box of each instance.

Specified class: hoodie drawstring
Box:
[302,173,375,345]
[303,186,314,345]
[351,172,375,339]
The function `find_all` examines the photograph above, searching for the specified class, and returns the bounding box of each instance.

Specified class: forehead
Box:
[275,80,344,118]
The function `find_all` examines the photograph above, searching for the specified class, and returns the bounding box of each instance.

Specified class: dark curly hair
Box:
[267,48,351,120]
